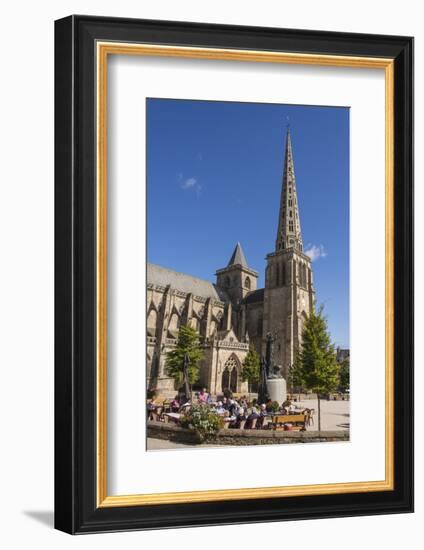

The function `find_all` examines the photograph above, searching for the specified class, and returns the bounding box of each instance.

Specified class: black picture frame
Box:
[55,15,414,534]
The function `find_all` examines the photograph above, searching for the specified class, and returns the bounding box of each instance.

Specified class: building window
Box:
[281,262,286,285]
[168,312,180,332]
[301,264,306,287]
[147,308,157,328]
[245,276,251,290]
[222,356,239,393]
[190,317,200,332]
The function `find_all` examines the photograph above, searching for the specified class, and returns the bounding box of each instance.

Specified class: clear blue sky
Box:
[146,99,350,348]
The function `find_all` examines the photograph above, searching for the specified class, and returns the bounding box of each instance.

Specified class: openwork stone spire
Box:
[275,127,303,252]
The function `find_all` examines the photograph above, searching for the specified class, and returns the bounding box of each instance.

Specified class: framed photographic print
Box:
[54,15,414,534]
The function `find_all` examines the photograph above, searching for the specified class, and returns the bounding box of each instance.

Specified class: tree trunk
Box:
[317,394,321,432]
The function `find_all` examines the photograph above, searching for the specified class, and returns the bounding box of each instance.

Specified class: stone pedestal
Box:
[267,377,287,405]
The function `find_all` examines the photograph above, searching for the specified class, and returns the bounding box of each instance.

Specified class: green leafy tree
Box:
[241,346,260,391]
[339,357,350,393]
[165,325,204,385]
[288,354,305,395]
[294,306,339,431]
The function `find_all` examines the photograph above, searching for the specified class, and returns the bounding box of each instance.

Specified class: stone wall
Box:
[147,421,349,446]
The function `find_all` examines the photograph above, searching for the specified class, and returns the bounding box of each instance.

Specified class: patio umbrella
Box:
[257,356,269,405]
[182,353,191,401]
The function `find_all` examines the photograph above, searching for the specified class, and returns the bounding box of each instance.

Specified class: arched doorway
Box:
[222,367,230,392]
[230,366,237,393]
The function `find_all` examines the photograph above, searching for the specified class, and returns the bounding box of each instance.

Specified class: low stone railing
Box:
[147,421,349,446]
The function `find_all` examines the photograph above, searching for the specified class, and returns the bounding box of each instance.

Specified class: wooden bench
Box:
[271,414,307,431]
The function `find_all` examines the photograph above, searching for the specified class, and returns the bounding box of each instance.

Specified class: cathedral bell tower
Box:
[263,127,315,379]
[216,242,258,306]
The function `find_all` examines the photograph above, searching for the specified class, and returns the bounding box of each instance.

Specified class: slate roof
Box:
[242,288,265,305]
[147,263,228,301]
[227,242,248,267]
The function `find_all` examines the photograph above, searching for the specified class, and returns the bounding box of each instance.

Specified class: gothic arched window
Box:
[147,309,158,337]
[168,312,180,333]
[190,317,200,332]
[245,276,251,290]
[147,308,157,329]
[222,355,239,393]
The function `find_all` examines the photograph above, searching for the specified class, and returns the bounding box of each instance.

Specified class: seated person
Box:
[235,407,246,427]
[246,404,260,428]
[281,400,291,414]
[146,396,161,420]
[265,399,274,413]
[228,399,238,417]
[170,395,180,412]
[222,397,231,411]
[257,403,269,427]
[214,401,226,414]
[239,396,248,409]
[198,387,210,404]
[288,403,297,414]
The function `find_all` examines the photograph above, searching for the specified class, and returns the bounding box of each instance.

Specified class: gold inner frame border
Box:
[96,42,394,508]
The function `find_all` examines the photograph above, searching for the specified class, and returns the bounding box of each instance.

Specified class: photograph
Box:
[145,98,350,450]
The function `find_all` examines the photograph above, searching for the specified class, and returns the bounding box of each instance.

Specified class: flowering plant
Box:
[180,404,223,441]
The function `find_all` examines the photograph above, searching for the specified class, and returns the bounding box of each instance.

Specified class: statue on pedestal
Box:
[257,332,286,405]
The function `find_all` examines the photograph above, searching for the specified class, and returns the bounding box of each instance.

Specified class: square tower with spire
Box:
[263,127,315,378]
[215,242,259,305]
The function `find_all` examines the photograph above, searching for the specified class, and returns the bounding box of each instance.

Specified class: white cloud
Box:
[304,244,327,262]
[179,175,202,196]
[181,177,197,189]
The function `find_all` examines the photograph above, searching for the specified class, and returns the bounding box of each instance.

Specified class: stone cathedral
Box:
[147,128,315,397]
